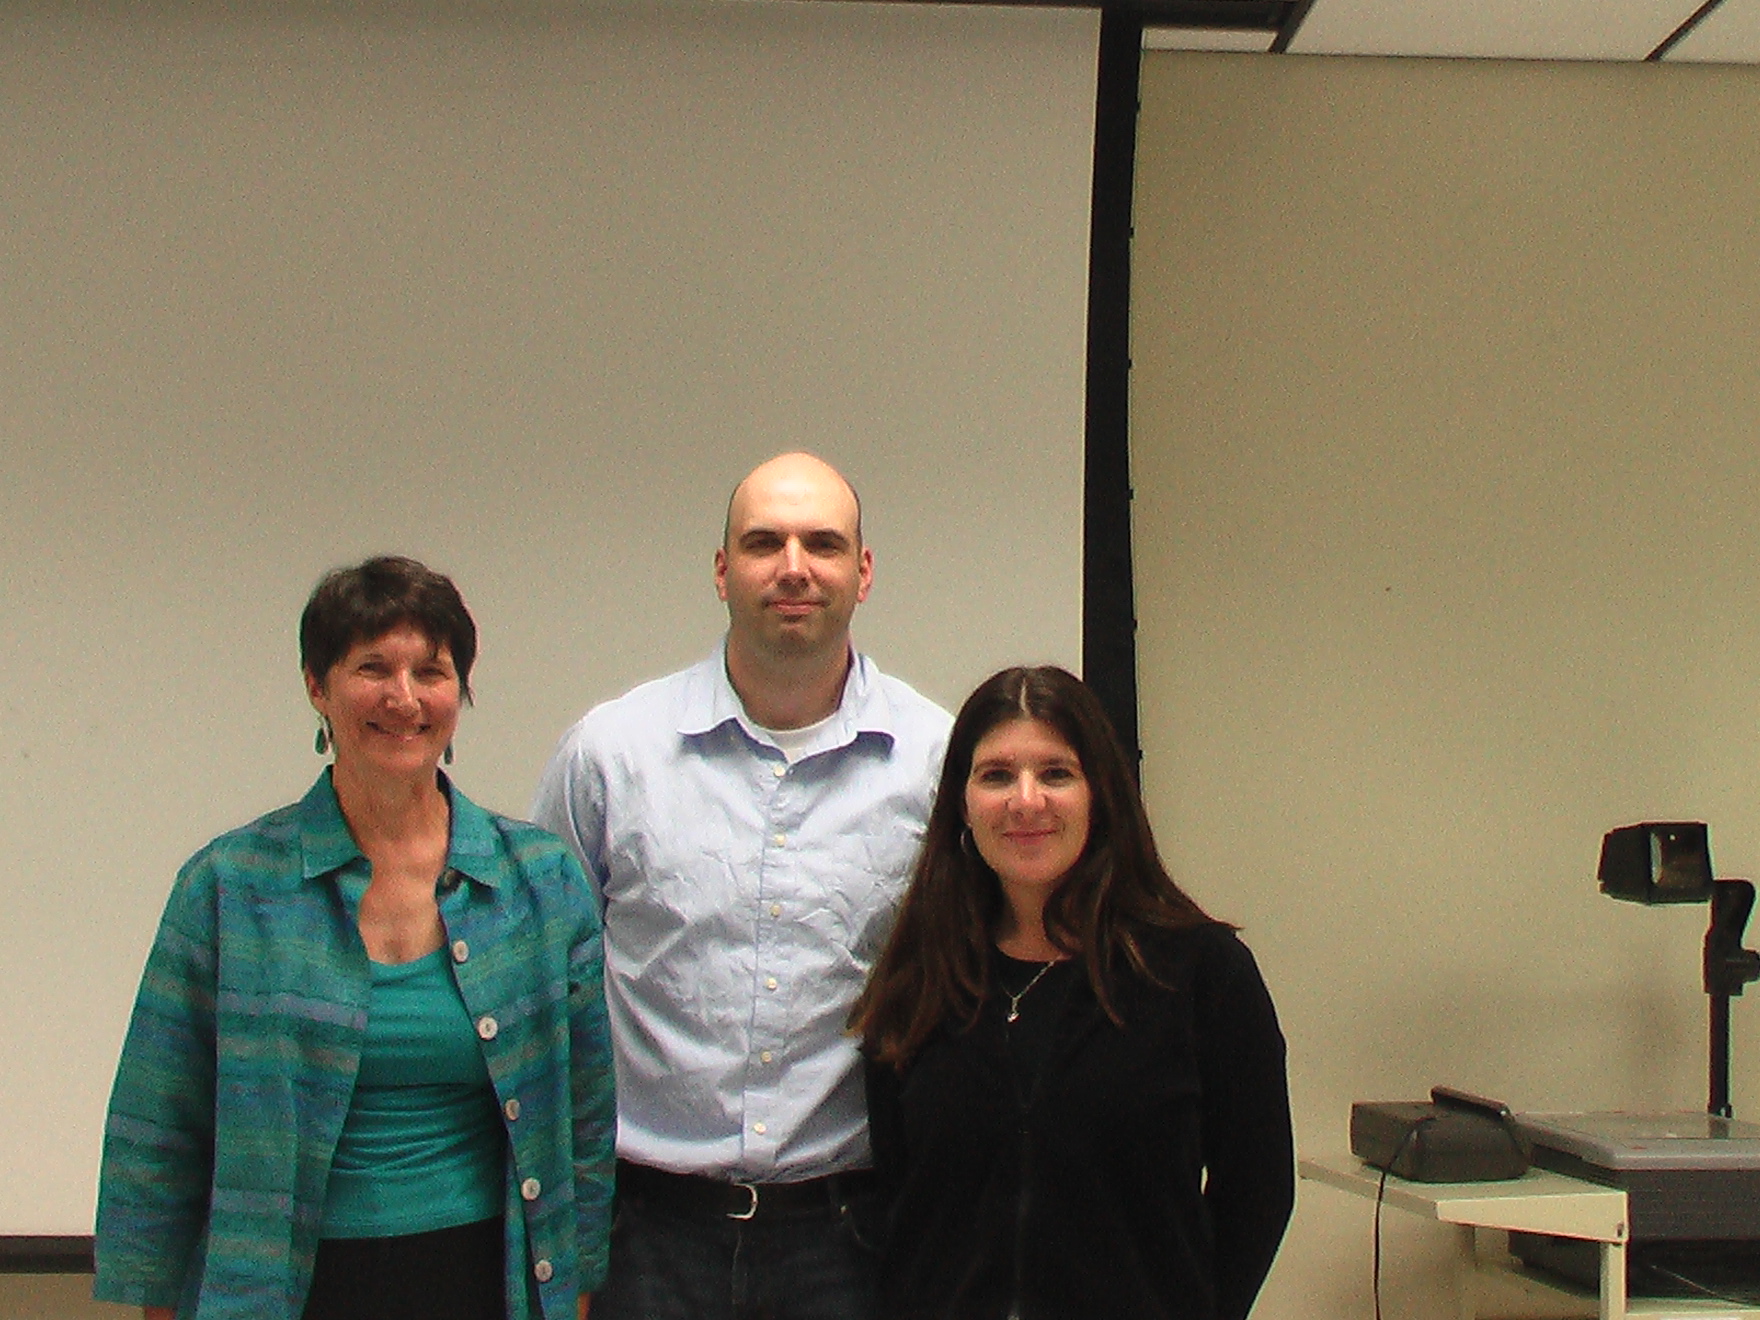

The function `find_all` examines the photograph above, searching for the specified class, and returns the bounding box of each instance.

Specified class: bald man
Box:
[533,454,951,1320]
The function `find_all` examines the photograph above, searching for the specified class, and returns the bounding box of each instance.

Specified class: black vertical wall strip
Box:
[1082,9,1144,771]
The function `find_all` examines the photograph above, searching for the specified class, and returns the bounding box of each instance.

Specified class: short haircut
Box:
[299,556,477,703]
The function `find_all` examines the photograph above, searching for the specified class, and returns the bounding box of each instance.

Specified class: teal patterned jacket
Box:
[94,770,615,1320]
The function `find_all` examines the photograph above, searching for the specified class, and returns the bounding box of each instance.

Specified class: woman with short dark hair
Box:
[851,666,1293,1320]
[96,556,614,1320]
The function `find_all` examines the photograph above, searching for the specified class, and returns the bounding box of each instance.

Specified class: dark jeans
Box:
[303,1216,506,1320]
[594,1180,881,1320]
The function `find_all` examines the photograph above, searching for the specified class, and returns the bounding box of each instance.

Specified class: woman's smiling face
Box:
[306,623,461,784]
[964,716,1092,901]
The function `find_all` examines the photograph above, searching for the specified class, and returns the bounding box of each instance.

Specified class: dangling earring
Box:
[314,719,332,756]
[960,825,978,861]
[443,742,454,766]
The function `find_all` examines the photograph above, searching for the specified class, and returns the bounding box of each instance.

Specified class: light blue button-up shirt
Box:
[532,644,950,1182]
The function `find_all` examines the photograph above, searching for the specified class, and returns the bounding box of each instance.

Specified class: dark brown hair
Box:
[851,665,1217,1069]
[299,556,477,702]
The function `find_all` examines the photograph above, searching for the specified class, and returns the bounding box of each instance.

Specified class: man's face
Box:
[716,456,873,664]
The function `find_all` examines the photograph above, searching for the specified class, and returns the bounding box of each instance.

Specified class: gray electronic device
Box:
[1512,1111,1760,1298]
[1519,1111,1760,1239]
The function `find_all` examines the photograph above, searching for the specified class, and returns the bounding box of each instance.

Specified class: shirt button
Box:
[774,833,788,846]
[533,1259,554,1283]
[753,1122,767,1136]
[765,976,778,991]
[504,1098,521,1122]
[477,1016,499,1040]
[760,1051,774,1064]
[769,903,782,918]
[771,764,786,778]
[451,940,470,963]
[521,1177,542,1201]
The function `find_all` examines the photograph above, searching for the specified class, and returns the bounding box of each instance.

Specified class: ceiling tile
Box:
[1662,0,1760,61]
[1143,26,1276,52]
[1287,0,1696,60]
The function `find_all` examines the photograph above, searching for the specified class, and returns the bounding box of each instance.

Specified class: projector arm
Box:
[1705,880,1760,997]
[1705,879,1760,1118]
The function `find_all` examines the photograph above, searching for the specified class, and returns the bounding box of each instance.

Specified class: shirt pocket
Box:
[841,820,928,960]
[819,860,905,965]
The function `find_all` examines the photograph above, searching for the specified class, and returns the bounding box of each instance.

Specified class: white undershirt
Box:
[761,710,840,764]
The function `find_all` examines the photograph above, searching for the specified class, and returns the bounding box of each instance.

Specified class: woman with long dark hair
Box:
[851,666,1293,1320]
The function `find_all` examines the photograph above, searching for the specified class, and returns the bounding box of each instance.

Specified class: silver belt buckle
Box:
[728,1181,759,1221]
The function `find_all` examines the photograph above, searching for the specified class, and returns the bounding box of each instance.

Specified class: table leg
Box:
[1455,1223,1478,1320]
[1599,1238,1625,1320]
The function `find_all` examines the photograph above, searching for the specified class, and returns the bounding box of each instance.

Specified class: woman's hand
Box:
[577,1294,592,1320]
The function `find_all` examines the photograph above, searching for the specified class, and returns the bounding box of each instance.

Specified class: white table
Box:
[1299,1155,1760,1320]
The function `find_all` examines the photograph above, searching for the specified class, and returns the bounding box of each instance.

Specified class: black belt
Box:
[615,1158,875,1221]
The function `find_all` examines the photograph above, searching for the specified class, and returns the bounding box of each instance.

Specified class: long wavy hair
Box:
[851,665,1218,1069]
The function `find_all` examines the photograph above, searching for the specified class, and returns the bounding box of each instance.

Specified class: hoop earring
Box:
[960,825,978,861]
[314,719,332,756]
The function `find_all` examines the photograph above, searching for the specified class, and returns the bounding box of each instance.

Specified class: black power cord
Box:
[1371,1117,1436,1320]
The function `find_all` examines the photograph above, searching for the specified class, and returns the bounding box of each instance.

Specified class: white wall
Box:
[1133,51,1760,1318]
[0,4,1098,1309]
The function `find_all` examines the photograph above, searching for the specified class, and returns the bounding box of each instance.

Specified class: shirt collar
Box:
[297,767,505,889]
[679,638,898,750]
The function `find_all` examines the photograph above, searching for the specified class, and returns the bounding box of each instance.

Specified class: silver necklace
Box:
[1003,960,1060,1023]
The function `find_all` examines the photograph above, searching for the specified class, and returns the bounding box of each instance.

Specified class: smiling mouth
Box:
[368,723,428,739]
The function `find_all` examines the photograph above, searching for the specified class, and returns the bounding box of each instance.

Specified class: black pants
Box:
[594,1168,880,1320]
[303,1216,506,1320]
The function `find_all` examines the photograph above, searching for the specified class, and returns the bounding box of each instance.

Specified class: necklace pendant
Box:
[1001,958,1056,1026]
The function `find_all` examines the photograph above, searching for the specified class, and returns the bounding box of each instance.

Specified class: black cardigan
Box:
[865,922,1294,1320]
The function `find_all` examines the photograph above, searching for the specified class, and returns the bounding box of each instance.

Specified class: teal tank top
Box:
[321,948,505,1238]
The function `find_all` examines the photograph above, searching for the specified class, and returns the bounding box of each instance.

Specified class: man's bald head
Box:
[723,453,862,554]
[715,453,874,696]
